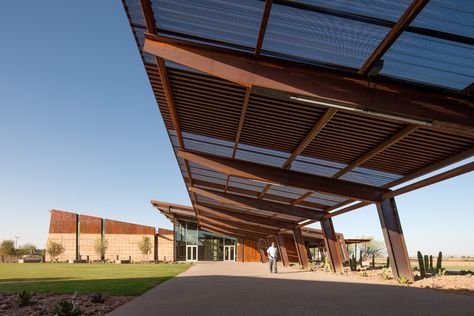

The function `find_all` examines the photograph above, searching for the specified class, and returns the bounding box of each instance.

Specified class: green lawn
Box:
[0,263,191,295]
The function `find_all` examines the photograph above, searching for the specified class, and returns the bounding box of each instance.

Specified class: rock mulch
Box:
[0,293,133,315]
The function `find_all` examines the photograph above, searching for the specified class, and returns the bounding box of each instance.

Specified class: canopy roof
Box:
[123,0,474,239]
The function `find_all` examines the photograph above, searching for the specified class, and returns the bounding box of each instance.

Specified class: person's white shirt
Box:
[267,246,278,259]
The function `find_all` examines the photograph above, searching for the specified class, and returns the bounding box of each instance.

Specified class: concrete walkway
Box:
[110,262,474,316]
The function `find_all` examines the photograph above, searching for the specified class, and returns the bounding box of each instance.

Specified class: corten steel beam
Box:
[273,0,472,45]
[198,210,283,233]
[332,125,419,178]
[202,225,258,241]
[276,233,290,267]
[257,239,268,263]
[320,218,344,273]
[180,150,389,202]
[292,227,310,269]
[143,34,474,133]
[255,0,273,56]
[200,220,270,239]
[260,108,336,200]
[200,223,261,241]
[195,203,296,230]
[377,198,414,282]
[224,87,252,193]
[139,0,198,212]
[191,187,326,220]
[198,214,278,236]
[282,108,338,170]
[323,159,474,218]
[359,0,429,75]
[382,161,474,200]
[462,83,474,96]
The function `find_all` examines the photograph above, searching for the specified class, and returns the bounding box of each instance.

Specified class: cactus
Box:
[429,255,433,272]
[424,255,429,272]
[371,253,375,269]
[350,255,357,271]
[386,256,390,268]
[417,251,426,279]
[358,250,363,267]
[436,251,442,271]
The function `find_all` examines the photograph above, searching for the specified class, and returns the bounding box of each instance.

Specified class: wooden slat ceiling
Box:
[123,0,474,226]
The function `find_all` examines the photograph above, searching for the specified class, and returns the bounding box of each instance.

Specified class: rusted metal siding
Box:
[283,236,300,263]
[242,239,261,263]
[48,210,77,234]
[104,219,155,235]
[79,214,102,234]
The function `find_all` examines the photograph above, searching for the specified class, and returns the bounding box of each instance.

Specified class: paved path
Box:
[110,262,474,316]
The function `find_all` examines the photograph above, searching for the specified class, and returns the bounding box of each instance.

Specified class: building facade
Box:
[46,210,156,262]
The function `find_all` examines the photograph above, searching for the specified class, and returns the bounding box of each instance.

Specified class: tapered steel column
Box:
[321,218,344,273]
[292,227,310,269]
[276,234,289,267]
[377,198,414,282]
[257,238,267,263]
[339,235,350,263]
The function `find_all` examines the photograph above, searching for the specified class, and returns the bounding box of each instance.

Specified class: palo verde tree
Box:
[138,236,152,260]
[0,240,16,261]
[47,241,65,262]
[94,238,109,261]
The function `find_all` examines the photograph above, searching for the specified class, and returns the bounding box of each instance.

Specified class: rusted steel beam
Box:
[382,161,474,200]
[461,83,474,95]
[255,0,273,56]
[291,191,314,205]
[198,214,279,236]
[191,187,325,220]
[332,125,418,178]
[139,0,198,210]
[359,0,430,75]
[322,201,371,219]
[201,220,269,239]
[195,203,296,230]
[320,218,344,273]
[201,224,258,241]
[180,150,389,202]
[292,227,310,269]
[143,34,474,133]
[276,234,290,267]
[377,198,414,282]
[282,108,337,170]
[338,234,350,263]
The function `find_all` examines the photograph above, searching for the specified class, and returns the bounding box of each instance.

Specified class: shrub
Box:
[17,290,33,307]
[91,292,105,303]
[360,271,369,277]
[47,242,65,261]
[398,276,409,284]
[380,268,392,280]
[0,240,16,257]
[54,299,80,316]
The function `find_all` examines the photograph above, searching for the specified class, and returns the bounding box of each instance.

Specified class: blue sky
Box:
[0,1,472,256]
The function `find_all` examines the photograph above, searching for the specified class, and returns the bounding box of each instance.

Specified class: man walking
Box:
[267,242,278,273]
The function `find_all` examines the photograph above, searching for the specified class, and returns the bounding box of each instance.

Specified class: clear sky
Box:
[0,1,473,256]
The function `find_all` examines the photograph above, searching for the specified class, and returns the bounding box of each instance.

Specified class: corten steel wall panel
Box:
[283,236,300,263]
[49,210,77,234]
[104,219,155,235]
[79,215,102,234]
[157,231,174,262]
[243,239,261,262]
[237,239,244,262]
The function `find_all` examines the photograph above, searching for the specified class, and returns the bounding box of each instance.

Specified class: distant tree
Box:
[138,236,152,260]
[365,239,386,258]
[47,241,65,261]
[18,243,38,256]
[0,240,16,257]
[94,238,109,261]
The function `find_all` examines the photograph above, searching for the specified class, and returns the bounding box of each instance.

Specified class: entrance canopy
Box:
[122,0,473,279]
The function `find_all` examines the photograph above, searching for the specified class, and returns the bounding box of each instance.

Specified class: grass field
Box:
[0,263,191,295]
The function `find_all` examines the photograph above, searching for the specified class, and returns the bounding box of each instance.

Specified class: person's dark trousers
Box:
[269,258,278,273]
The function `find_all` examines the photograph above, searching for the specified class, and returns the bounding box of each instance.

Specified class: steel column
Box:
[321,218,344,273]
[257,239,267,263]
[292,227,310,269]
[276,233,290,267]
[377,198,414,282]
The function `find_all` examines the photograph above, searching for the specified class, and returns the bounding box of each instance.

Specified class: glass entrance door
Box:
[224,245,235,261]
[186,245,197,261]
